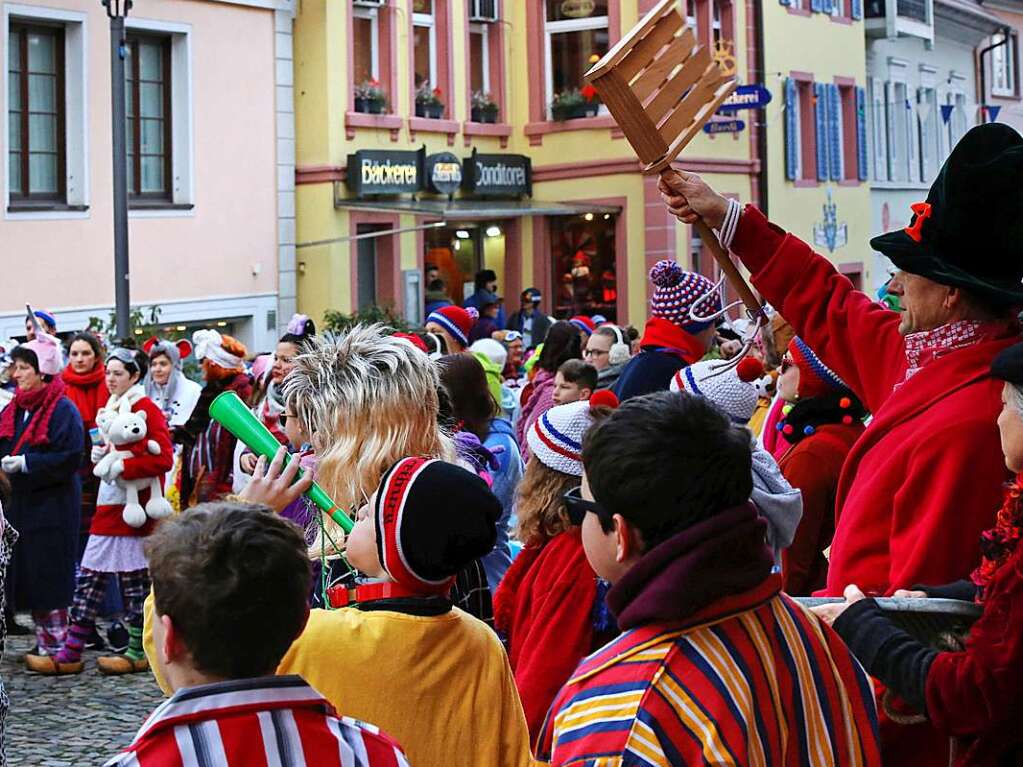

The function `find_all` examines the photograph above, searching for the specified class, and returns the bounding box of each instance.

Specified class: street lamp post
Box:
[103,0,132,340]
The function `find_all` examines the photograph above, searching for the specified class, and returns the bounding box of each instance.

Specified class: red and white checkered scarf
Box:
[902,320,987,382]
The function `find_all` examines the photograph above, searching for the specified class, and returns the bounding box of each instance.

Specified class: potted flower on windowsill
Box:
[471,90,500,124]
[354,79,387,115]
[415,82,445,119]
[579,83,601,118]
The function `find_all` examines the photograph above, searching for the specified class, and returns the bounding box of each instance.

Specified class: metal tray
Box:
[794,597,982,650]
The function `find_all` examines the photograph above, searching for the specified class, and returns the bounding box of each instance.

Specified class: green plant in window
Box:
[354,79,387,113]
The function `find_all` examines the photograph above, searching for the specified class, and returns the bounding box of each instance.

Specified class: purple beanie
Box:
[649,260,721,332]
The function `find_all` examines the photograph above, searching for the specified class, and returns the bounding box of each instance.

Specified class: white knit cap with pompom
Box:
[670,356,765,424]
[527,400,597,477]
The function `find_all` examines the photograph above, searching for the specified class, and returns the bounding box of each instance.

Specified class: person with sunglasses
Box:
[774,338,867,596]
[493,392,618,743]
[535,392,880,766]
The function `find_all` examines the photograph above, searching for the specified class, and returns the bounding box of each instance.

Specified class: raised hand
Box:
[658,169,730,230]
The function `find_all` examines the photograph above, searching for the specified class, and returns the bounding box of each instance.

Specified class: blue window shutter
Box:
[785,78,799,180]
[811,0,824,12]
[779,0,792,6]
[856,86,868,180]
[851,0,863,19]
[828,84,842,180]
[815,82,828,181]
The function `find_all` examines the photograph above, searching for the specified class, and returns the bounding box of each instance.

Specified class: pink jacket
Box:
[516,369,556,459]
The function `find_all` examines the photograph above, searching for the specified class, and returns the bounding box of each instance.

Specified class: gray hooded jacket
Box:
[750,443,803,567]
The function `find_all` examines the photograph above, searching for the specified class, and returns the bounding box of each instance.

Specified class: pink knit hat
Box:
[649,260,721,332]
[426,306,478,348]
[22,333,62,376]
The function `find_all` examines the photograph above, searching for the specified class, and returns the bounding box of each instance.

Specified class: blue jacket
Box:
[481,417,523,592]
[0,397,83,610]
[465,290,506,328]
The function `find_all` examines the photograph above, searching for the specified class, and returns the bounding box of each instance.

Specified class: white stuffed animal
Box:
[93,401,173,528]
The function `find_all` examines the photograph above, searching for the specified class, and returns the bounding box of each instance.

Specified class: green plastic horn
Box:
[209,391,354,533]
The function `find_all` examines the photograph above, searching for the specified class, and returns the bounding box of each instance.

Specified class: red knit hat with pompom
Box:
[426,306,478,349]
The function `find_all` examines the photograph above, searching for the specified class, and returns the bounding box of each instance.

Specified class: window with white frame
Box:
[917,86,939,183]
[990,31,1018,98]
[125,19,192,209]
[412,0,436,90]
[544,0,609,118]
[469,22,489,95]
[4,6,87,213]
[353,6,379,86]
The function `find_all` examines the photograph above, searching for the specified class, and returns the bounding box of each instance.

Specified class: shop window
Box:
[990,32,1018,98]
[550,213,617,323]
[7,24,65,202]
[355,223,397,310]
[413,0,436,90]
[125,35,171,200]
[426,225,481,304]
[544,0,609,119]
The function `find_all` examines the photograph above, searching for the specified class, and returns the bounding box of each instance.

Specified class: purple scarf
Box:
[607,503,775,630]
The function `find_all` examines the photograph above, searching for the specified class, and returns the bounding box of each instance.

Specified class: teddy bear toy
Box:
[93,401,173,528]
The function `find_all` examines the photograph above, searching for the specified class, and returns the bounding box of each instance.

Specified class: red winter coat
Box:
[493,528,614,745]
[92,396,174,538]
[780,422,864,596]
[926,540,1023,766]
[732,206,1017,765]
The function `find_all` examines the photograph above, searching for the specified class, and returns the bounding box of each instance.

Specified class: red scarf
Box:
[0,377,67,450]
[971,474,1023,603]
[61,365,108,428]
[639,317,707,365]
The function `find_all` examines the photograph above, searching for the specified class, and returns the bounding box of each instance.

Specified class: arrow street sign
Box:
[704,119,746,134]
[719,84,773,112]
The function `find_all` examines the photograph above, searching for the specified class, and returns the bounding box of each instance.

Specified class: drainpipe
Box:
[755,0,769,216]
[979,27,1011,123]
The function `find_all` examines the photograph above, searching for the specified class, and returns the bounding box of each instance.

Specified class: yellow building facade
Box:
[761,0,873,290]
[293,0,762,328]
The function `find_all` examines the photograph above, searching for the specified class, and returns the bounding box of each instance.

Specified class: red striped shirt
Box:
[103,675,409,767]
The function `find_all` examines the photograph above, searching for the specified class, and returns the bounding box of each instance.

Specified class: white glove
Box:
[90,445,107,464]
[1,455,27,474]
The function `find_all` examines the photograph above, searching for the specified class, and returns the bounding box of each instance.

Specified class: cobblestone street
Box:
[2,630,163,766]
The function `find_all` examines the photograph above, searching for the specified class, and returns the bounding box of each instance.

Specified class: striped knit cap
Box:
[426,305,478,349]
[789,337,847,399]
[527,400,595,477]
[374,457,500,595]
[649,260,721,332]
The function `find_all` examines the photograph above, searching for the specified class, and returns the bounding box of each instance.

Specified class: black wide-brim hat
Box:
[871,123,1023,306]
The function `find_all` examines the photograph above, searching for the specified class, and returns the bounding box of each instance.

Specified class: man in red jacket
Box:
[660,122,1023,764]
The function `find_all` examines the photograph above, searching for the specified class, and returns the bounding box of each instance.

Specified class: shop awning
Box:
[332,197,622,219]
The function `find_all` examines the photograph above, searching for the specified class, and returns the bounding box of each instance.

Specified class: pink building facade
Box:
[1,0,295,351]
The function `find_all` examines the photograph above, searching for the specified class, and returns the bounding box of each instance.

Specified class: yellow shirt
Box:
[144,596,532,767]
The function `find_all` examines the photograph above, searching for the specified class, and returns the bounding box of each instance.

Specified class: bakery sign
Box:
[345,148,425,196]
[463,150,532,197]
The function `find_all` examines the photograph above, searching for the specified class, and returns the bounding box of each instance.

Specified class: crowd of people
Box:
[0,122,1019,765]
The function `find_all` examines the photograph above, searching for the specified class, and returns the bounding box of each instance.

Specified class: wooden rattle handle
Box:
[692,219,764,319]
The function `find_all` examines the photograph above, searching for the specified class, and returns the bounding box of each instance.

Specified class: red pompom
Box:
[782,424,794,435]
[842,415,854,425]
[839,397,852,409]
[735,355,765,383]
[589,390,619,411]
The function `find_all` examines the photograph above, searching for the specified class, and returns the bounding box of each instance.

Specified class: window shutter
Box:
[785,78,799,180]
[851,0,863,19]
[856,86,868,181]
[885,81,898,180]
[815,82,828,181]
[779,0,793,6]
[828,84,842,180]
[811,0,823,12]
